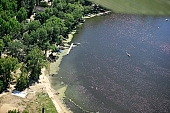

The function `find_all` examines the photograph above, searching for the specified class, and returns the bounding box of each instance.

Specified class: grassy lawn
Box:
[90,0,170,15]
[24,92,58,113]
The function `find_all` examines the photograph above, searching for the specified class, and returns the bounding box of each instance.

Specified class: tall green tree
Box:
[2,35,12,47]
[53,0,66,11]
[0,80,3,93]
[7,41,26,62]
[0,39,4,57]
[72,4,84,21]
[0,0,17,15]
[23,30,39,47]
[25,47,46,81]
[15,65,29,91]
[16,7,27,22]
[43,16,67,44]
[0,16,7,36]
[28,20,41,33]
[7,18,20,35]
[0,56,18,90]
[63,13,75,32]
[20,22,28,36]
[36,27,49,53]
[66,3,84,21]
[34,11,50,24]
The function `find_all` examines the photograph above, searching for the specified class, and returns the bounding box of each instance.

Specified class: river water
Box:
[51,14,170,113]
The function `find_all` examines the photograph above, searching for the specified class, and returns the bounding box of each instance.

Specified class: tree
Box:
[72,4,84,21]
[57,35,63,45]
[15,65,29,91]
[16,0,22,10]
[63,13,75,32]
[83,5,92,14]
[36,27,49,53]
[27,0,36,17]
[7,40,26,62]
[16,0,36,17]
[0,16,7,37]
[53,0,66,11]
[23,30,39,47]
[66,3,84,21]
[2,35,12,47]
[0,80,3,93]
[0,56,18,90]
[0,0,17,15]
[43,16,67,44]
[25,47,47,81]
[7,18,20,35]
[29,30,39,45]
[22,32,31,46]
[34,11,50,24]
[16,7,27,22]
[0,39,4,57]
[28,20,41,33]
[20,22,28,36]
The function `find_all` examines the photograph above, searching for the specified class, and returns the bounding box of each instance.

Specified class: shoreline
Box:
[40,68,71,113]
[48,31,77,113]
[48,12,112,112]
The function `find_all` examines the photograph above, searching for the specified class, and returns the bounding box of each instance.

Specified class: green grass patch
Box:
[24,92,57,113]
[90,0,170,15]
[37,92,58,113]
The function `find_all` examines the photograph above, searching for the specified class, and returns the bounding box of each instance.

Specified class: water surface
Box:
[51,14,170,113]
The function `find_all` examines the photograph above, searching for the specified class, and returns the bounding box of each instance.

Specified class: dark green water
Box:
[51,14,170,113]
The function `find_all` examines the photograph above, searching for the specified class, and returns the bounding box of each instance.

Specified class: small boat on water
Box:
[165,19,169,21]
[126,52,131,57]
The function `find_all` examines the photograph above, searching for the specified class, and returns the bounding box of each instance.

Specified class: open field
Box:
[90,0,170,15]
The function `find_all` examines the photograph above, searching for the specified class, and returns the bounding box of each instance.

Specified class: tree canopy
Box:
[16,7,27,22]
[0,56,18,91]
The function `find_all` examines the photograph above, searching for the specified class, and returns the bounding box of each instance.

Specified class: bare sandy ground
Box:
[0,104,17,113]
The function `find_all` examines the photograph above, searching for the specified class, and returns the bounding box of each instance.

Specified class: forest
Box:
[0,0,106,94]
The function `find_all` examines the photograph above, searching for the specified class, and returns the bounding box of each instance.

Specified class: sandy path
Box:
[0,104,17,113]
[40,68,71,113]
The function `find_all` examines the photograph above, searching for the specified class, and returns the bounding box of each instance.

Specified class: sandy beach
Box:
[39,68,72,113]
